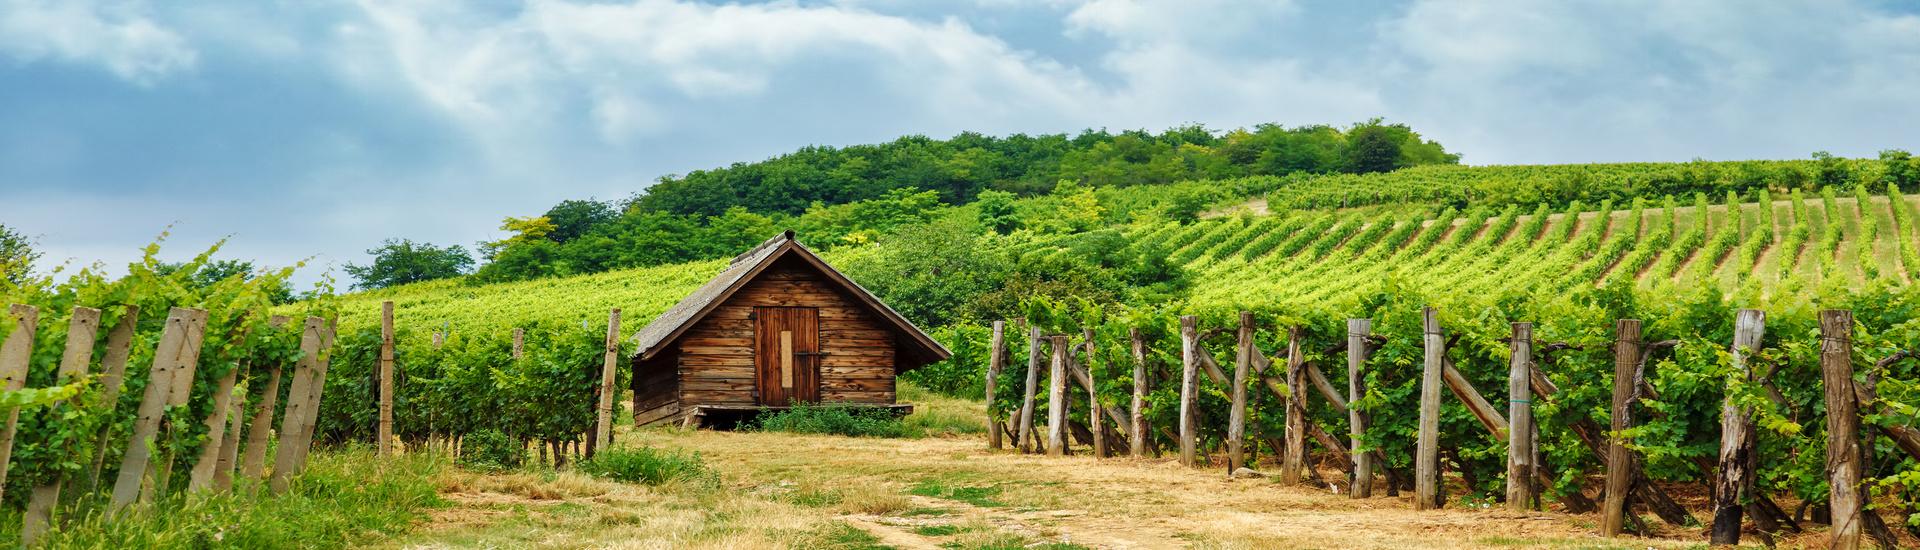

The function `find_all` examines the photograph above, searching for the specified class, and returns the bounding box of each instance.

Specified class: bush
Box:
[576,447,718,487]
[456,429,523,471]
[752,405,910,438]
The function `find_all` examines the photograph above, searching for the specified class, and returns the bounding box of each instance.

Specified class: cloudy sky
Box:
[3,0,1918,284]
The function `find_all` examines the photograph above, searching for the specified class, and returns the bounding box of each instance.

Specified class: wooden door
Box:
[754,307,820,406]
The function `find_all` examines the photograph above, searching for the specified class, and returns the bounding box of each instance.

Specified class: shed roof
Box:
[629,231,952,369]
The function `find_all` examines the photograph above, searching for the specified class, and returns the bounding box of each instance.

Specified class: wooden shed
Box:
[628,231,951,427]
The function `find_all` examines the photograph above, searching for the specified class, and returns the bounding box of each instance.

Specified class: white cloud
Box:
[0,0,195,84]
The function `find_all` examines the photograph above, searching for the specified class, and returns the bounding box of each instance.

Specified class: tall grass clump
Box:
[752,404,910,438]
[576,447,719,488]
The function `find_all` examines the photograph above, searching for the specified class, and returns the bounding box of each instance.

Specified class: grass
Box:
[0,446,443,549]
[752,404,913,438]
[574,445,719,487]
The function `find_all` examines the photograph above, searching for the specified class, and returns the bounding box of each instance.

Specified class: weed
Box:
[908,479,1004,507]
[752,404,912,438]
[912,524,962,536]
[575,446,719,488]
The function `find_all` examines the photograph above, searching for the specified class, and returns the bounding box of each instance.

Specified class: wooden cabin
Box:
[628,231,951,427]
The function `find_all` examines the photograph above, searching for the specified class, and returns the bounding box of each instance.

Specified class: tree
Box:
[157,259,297,304]
[543,200,618,244]
[0,223,38,286]
[1344,123,1403,174]
[974,190,1019,234]
[344,239,474,289]
[1880,149,1917,191]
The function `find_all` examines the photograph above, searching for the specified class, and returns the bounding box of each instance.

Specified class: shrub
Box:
[752,405,910,438]
[456,429,523,471]
[576,447,718,487]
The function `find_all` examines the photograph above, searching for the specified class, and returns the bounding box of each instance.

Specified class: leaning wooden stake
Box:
[212,385,246,491]
[1129,328,1149,458]
[1228,312,1253,471]
[512,327,525,359]
[22,307,100,546]
[240,315,290,480]
[1414,307,1443,510]
[185,354,241,492]
[85,305,140,492]
[1046,335,1069,457]
[1506,322,1535,511]
[1178,316,1200,467]
[378,301,395,456]
[1085,328,1106,458]
[1017,326,1041,453]
[1820,310,1863,549]
[109,308,202,513]
[1282,325,1307,484]
[1710,310,1764,544]
[1602,319,1642,537]
[269,317,326,494]
[1347,319,1373,498]
[0,304,40,505]
[595,308,621,455]
[987,321,1005,450]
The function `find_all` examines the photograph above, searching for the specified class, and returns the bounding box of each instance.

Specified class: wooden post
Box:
[1347,319,1372,498]
[595,308,622,455]
[213,385,246,491]
[378,301,395,456]
[109,308,200,512]
[1085,328,1106,458]
[1129,328,1148,458]
[1283,325,1306,485]
[0,304,39,505]
[1710,310,1764,544]
[241,315,290,479]
[432,331,444,348]
[186,357,241,491]
[1178,316,1199,467]
[1506,322,1535,511]
[269,318,326,494]
[21,307,99,546]
[1820,310,1862,549]
[86,305,140,491]
[145,308,208,502]
[1017,326,1041,453]
[1228,312,1253,471]
[512,327,525,359]
[1047,335,1068,457]
[1602,319,1642,537]
[1414,307,1443,510]
[987,321,1005,450]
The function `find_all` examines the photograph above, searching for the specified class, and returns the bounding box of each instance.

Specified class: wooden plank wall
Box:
[677,258,897,407]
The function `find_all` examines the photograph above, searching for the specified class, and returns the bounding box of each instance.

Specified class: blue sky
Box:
[3,0,1918,285]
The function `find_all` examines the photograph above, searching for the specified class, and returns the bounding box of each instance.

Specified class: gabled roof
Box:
[630,231,952,369]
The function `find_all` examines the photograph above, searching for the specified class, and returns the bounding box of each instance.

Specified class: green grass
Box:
[752,404,912,438]
[907,479,1005,508]
[574,446,719,487]
[791,522,894,549]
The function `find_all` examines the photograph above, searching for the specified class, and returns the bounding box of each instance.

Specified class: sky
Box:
[3,0,1919,286]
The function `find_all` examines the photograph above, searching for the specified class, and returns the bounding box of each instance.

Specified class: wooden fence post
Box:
[1129,328,1148,458]
[213,386,246,491]
[109,307,201,512]
[1507,322,1535,511]
[187,352,242,492]
[1283,325,1306,485]
[0,304,40,505]
[21,307,99,546]
[240,315,290,480]
[1047,335,1069,457]
[1228,312,1253,471]
[987,321,1005,450]
[595,308,622,456]
[1820,310,1862,549]
[85,305,140,492]
[512,328,525,359]
[1018,325,1041,454]
[378,301,395,456]
[1347,319,1372,498]
[1085,328,1106,458]
[1178,316,1199,467]
[269,317,326,494]
[1414,307,1443,510]
[1603,318,1643,537]
[1710,309,1764,544]
[148,309,209,500]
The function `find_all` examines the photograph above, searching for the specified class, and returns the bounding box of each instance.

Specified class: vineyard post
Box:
[21,307,99,546]
[240,315,290,480]
[212,386,245,491]
[145,309,208,501]
[512,328,524,359]
[296,319,338,473]
[1282,325,1306,485]
[1819,310,1862,549]
[109,307,199,512]
[1347,318,1372,498]
[1046,335,1068,457]
[987,320,1005,450]
[1085,328,1106,458]
[1017,325,1040,453]
[85,305,140,492]
[378,301,395,457]
[1178,315,1199,467]
[1710,309,1764,544]
[595,308,622,456]
[1128,327,1148,458]
[187,344,244,492]
[1228,312,1252,471]
[1506,322,1535,511]
[269,317,326,494]
[1414,307,1442,510]
[0,304,39,505]
[1602,318,1642,537]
